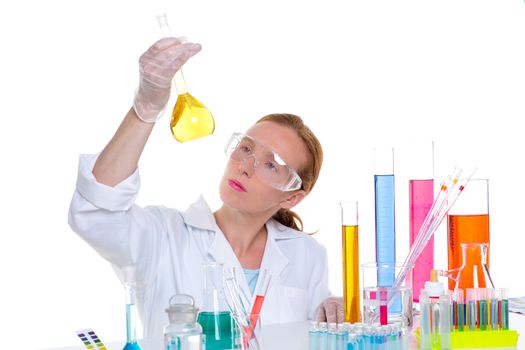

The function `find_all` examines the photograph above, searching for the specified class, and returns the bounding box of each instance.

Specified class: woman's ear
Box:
[280,190,306,210]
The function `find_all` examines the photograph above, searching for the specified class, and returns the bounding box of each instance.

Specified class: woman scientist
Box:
[68,37,342,337]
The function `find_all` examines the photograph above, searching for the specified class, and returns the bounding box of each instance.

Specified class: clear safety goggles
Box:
[224,132,303,192]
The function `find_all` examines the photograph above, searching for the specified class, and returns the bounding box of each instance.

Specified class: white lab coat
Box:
[68,154,331,338]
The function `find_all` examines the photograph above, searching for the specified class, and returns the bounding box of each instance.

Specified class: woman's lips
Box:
[228,179,247,192]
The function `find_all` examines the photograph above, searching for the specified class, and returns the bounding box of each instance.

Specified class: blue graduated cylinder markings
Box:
[374,174,401,314]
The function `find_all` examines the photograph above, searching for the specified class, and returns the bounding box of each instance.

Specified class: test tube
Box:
[347,334,358,350]
[488,288,499,330]
[466,288,476,331]
[338,323,348,350]
[478,288,488,331]
[455,289,465,331]
[319,322,328,350]
[374,147,396,289]
[439,294,452,350]
[499,288,509,330]
[420,292,432,350]
[309,321,320,350]
[328,323,338,350]
[363,325,373,350]
[354,325,365,350]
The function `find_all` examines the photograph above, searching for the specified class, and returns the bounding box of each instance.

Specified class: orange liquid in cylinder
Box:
[447,214,490,290]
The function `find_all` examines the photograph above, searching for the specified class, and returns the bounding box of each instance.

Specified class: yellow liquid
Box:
[170,92,215,142]
[342,225,361,323]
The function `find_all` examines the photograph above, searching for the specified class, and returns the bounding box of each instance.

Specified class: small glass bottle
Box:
[164,294,205,350]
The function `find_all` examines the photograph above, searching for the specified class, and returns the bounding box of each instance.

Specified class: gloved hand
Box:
[133,37,201,123]
[315,296,344,324]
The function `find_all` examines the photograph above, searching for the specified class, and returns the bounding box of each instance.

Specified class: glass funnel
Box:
[440,242,494,291]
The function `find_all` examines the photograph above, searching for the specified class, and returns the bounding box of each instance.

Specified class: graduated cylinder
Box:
[341,201,361,323]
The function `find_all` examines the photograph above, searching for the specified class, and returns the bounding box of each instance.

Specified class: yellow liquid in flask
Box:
[170,92,215,142]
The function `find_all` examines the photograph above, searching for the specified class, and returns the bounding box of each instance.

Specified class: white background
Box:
[1,0,524,349]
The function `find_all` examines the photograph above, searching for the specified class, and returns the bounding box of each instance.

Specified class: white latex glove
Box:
[133,37,201,123]
[315,296,344,324]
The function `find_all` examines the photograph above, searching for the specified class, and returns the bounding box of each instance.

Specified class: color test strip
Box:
[76,329,108,350]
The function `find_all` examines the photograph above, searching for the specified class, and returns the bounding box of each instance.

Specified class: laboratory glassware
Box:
[407,142,434,303]
[122,266,142,350]
[197,263,237,350]
[420,292,431,350]
[389,167,475,317]
[157,14,215,143]
[374,147,396,288]
[499,288,509,330]
[340,201,361,323]
[466,288,477,331]
[439,294,452,350]
[361,262,413,327]
[164,294,205,350]
[441,242,494,291]
[447,179,490,290]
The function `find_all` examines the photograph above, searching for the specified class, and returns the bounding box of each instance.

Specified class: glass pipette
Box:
[156,13,215,143]
[369,168,475,324]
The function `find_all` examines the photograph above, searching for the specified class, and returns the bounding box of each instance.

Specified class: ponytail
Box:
[272,208,304,231]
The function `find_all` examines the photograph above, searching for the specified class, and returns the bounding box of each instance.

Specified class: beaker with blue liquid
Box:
[197,262,238,350]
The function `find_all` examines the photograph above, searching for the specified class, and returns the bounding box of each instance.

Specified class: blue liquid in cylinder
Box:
[197,311,236,350]
[374,174,400,313]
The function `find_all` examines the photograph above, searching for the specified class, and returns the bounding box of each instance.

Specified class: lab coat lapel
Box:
[254,220,290,303]
[206,223,251,299]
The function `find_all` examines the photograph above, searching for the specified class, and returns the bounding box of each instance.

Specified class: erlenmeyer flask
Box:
[442,242,494,291]
[197,262,238,350]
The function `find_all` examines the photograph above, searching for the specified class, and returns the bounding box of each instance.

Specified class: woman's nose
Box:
[238,155,256,177]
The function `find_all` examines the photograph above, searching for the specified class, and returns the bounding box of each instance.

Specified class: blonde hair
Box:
[256,113,323,231]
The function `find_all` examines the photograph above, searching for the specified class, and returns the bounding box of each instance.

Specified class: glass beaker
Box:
[441,242,494,291]
[340,201,361,323]
[164,294,205,350]
[447,179,490,290]
[197,262,238,350]
[361,262,413,328]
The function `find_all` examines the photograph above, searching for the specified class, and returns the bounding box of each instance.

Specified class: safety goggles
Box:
[224,132,303,192]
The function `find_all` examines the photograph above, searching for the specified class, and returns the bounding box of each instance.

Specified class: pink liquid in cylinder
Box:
[409,179,434,302]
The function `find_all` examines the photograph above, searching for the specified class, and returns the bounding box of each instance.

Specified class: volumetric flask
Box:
[157,14,215,143]
[197,263,238,350]
[447,179,490,290]
[340,201,361,323]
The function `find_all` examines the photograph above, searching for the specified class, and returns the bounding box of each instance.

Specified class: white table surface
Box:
[41,312,524,350]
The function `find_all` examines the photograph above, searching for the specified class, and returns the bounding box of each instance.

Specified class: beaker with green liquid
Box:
[157,14,215,142]
[197,262,238,350]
